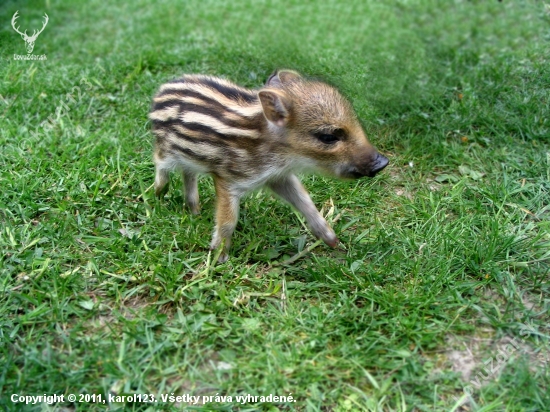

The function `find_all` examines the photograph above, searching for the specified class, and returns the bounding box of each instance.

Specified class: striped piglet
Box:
[149,70,388,262]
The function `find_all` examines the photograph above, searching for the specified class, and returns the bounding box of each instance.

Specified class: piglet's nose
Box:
[370,153,389,176]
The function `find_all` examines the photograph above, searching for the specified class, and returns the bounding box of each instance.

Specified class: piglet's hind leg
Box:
[182,170,200,214]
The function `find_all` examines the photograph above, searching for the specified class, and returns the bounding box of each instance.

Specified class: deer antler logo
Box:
[11,11,49,54]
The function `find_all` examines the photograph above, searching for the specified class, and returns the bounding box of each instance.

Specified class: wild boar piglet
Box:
[149,70,388,262]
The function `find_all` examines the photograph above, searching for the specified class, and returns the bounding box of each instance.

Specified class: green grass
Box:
[1,0,549,411]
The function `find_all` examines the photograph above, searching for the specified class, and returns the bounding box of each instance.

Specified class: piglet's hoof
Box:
[217,253,229,263]
[324,237,339,248]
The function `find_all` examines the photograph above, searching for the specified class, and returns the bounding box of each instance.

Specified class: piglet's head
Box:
[258,70,388,179]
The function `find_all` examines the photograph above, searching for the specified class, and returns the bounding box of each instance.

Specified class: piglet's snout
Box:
[346,151,389,178]
[368,153,389,177]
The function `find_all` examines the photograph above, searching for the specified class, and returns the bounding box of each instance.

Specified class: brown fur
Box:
[150,70,388,262]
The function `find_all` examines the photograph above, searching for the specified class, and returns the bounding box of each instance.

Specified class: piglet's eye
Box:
[315,132,340,144]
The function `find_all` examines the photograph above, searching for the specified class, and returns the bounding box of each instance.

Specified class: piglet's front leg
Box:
[210,177,241,263]
[268,174,338,247]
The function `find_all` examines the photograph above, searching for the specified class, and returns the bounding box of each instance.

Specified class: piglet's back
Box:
[149,75,266,178]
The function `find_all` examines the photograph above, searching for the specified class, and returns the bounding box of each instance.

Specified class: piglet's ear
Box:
[266,71,282,87]
[266,70,302,87]
[278,70,302,84]
[258,89,292,127]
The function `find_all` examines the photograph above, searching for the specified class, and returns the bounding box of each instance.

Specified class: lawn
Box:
[1,0,549,411]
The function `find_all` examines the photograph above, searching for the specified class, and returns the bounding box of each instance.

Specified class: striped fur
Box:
[150,70,388,262]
